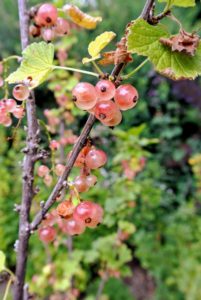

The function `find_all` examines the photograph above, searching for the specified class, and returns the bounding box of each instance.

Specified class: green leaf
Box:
[6,42,55,88]
[127,19,201,80]
[0,251,6,272]
[158,0,195,7]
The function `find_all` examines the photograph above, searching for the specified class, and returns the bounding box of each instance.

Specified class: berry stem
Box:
[122,58,149,79]
[53,65,99,78]
[2,276,12,300]
[92,61,104,76]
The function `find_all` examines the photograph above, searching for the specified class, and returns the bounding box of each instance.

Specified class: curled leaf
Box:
[98,51,116,66]
[160,30,200,56]
[63,4,102,29]
[88,31,116,58]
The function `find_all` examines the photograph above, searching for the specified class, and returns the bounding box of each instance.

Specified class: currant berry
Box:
[74,175,89,193]
[62,217,86,235]
[44,174,53,187]
[55,164,65,177]
[94,100,120,122]
[29,24,41,38]
[55,17,70,35]
[49,140,60,151]
[3,115,12,127]
[86,174,97,187]
[72,82,97,110]
[74,201,103,228]
[5,99,17,112]
[42,28,55,42]
[12,106,25,119]
[57,200,75,219]
[38,165,50,177]
[38,226,56,243]
[85,148,107,170]
[114,84,139,111]
[13,84,29,101]
[100,109,122,127]
[95,80,116,101]
[35,3,58,27]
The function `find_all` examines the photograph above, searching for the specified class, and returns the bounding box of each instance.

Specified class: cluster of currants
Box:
[0,84,29,127]
[29,3,70,42]
[72,80,139,127]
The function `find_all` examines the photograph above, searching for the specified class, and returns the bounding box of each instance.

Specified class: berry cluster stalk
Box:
[14,0,155,299]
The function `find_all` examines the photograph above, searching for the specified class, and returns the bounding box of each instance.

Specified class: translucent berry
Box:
[95,80,116,101]
[74,201,103,228]
[3,115,12,127]
[72,82,97,110]
[38,165,50,177]
[35,3,58,27]
[44,174,53,187]
[42,28,55,42]
[12,106,25,119]
[55,164,65,177]
[49,140,60,151]
[114,84,139,111]
[38,226,56,243]
[94,100,120,122]
[62,217,86,235]
[55,17,70,35]
[13,84,29,101]
[85,149,107,170]
[74,175,89,193]
[57,200,75,219]
[5,99,17,112]
[86,174,97,187]
[101,109,122,127]
[29,24,41,38]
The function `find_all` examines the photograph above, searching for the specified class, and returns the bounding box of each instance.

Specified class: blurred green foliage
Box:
[1,0,201,299]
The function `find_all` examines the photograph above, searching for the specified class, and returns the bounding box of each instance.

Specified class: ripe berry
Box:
[101,109,122,127]
[94,100,120,122]
[35,3,58,27]
[42,28,55,42]
[38,165,50,177]
[5,99,17,112]
[95,80,116,101]
[13,84,29,101]
[57,200,75,219]
[38,226,56,243]
[12,106,25,119]
[85,149,107,170]
[62,217,86,235]
[44,174,53,187]
[29,25,41,38]
[114,84,139,111]
[86,174,97,187]
[55,164,65,176]
[3,115,12,127]
[74,175,89,193]
[74,201,103,228]
[49,140,60,150]
[55,17,70,35]
[72,82,97,110]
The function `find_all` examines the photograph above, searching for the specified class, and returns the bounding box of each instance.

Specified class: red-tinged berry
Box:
[95,80,116,101]
[42,212,56,227]
[85,148,107,170]
[62,217,86,235]
[74,175,89,193]
[38,165,50,177]
[100,109,122,127]
[55,17,70,35]
[67,145,90,168]
[13,84,29,101]
[72,82,97,110]
[114,84,139,111]
[74,201,103,228]
[12,106,25,119]
[49,140,60,151]
[94,100,120,122]
[2,115,12,127]
[35,3,58,27]
[44,174,53,187]
[38,226,56,243]
[42,28,55,42]
[86,174,97,187]
[29,24,41,37]
[57,200,75,219]
[55,164,65,177]
[5,99,17,112]
[0,77,4,88]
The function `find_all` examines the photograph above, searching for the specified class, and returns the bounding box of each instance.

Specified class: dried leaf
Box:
[114,37,133,64]
[160,30,200,56]
[98,51,115,65]
[63,4,102,29]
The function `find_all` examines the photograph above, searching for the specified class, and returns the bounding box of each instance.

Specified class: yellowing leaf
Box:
[6,42,54,88]
[64,4,102,29]
[158,0,195,7]
[0,251,5,272]
[127,19,201,80]
[88,31,116,58]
